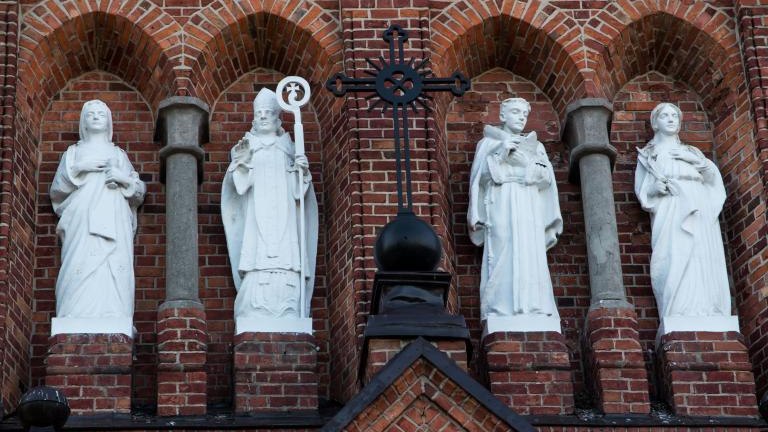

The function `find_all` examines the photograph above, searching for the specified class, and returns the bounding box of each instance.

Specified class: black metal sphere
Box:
[17,386,70,431]
[374,211,442,272]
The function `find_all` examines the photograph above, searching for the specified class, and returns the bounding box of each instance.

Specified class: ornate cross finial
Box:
[326,24,470,213]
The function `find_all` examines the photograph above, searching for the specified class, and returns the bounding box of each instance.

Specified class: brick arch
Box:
[17,1,181,135]
[182,0,344,129]
[588,4,741,122]
[592,4,768,399]
[429,0,588,119]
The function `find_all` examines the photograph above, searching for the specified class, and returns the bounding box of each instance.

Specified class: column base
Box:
[233,332,318,413]
[584,308,650,414]
[45,334,132,415]
[483,331,574,415]
[156,306,207,416]
[659,331,759,417]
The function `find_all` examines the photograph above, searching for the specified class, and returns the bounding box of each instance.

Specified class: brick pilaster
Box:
[483,331,574,415]
[45,334,132,414]
[659,331,759,417]
[156,306,207,416]
[234,333,318,413]
[584,307,650,414]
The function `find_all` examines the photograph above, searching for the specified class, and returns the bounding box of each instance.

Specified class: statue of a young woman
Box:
[50,100,145,335]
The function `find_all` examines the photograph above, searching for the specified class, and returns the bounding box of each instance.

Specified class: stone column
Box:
[155,96,209,416]
[564,98,650,414]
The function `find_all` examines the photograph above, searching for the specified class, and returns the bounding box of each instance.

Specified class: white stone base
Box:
[51,317,134,337]
[657,315,740,344]
[235,317,313,335]
[482,314,562,338]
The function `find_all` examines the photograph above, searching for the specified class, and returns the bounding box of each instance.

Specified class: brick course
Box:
[363,338,468,384]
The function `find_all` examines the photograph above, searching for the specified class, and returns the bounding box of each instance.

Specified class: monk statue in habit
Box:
[468,97,562,332]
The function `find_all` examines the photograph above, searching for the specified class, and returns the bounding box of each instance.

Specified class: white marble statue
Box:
[49,99,145,336]
[222,88,318,333]
[468,98,563,333]
[635,102,736,336]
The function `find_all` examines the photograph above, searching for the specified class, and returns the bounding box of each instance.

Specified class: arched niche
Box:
[593,6,766,396]
[182,3,350,403]
[444,68,589,391]
[610,72,722,395]
[13,2,179,407]
[31,71,162,408]
[205,68,330,406]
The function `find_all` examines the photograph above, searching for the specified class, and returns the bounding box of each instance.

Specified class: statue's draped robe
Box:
[468,126,562,319]
[635,143,730,317]
[50,143,145,319]
[222,132,318,318]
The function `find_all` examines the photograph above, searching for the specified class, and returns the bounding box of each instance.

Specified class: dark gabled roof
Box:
[321,337,535,432]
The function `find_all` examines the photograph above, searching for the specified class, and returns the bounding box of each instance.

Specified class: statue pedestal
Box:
[233,332,318,413]
[45,334,132,414]
[156,305,207,416]
[235,317,312,335]
[584,308,650,414]
[658,315,739,342]
[482,331,574,415]
[51,317,133,337]
[482,315,561,337]
[659,331,759,417]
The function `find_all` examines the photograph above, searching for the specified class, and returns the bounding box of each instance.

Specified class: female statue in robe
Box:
[635,102,731,318]
[50,100,145,321]
[468,98,562,320]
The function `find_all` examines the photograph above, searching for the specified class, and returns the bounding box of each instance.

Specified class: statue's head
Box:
[79,99,113,142]
[650,102,682,137]
[500,97,531,134]
[252,88,282,135]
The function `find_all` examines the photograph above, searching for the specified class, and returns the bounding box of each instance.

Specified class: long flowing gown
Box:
[635,142,731,317]
[50,143,145,319]
[221,131,318,319]
[468,126,562,319]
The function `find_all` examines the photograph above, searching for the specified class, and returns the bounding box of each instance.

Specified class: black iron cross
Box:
[326,25,470,213]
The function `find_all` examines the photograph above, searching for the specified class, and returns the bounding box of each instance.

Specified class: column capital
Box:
[563,98,616,183]
[155,96,209,184]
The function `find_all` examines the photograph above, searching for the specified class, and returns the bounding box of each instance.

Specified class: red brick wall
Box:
[0,1,25,411]
[205,69,330,404]
[736,1,768,399]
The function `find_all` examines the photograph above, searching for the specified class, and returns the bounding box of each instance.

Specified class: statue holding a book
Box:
[468,97,562,332]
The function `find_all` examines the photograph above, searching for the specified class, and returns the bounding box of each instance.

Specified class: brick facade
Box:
[0,0,765,429]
